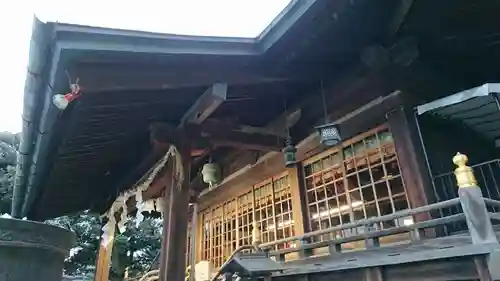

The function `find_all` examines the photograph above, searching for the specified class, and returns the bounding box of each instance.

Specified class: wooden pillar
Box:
[159,166,174,281]
[94,219,116,281]
[195,212,204,263]
[287,164,309,235]
[159,144,192,281]
[386,105,433,223]
[189,201,198,281]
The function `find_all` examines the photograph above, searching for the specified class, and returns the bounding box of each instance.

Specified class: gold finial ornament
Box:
[252,221,261,246]
[185,265,191,281]
[453,152,477,188]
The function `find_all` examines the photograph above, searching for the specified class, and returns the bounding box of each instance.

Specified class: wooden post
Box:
[189,202,198,281]
[454,153,497,244]
[195,211,204,263]
[287,165,308,236]
[386,106,433,226]
[94,219,116,281]
[454,152,500,281]
[159,170,173,281]
[160,144,192,281]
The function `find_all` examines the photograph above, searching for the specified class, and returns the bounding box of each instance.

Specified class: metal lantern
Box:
[201,162,221,188]
[283,138,297,168]
[316,123,341,147]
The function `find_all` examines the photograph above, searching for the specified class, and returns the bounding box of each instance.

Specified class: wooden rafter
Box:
[180,83,228,125]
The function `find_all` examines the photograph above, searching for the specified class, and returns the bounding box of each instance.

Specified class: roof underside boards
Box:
[417,83,500,141]
[19,0,412,220]
[401,0,500,89]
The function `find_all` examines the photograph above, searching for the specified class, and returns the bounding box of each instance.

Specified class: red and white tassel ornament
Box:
[52,83,81,110]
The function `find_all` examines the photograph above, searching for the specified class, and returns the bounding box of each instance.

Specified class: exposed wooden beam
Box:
[212,139,280,152]
[73,63,295,92]
[385,0,415,42]
[150,121,285,152]
[180,83,228,125]
[199,121,285,151]
[236,108,302,138]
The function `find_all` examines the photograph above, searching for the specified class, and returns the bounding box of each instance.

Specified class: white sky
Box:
[0,0,291,133]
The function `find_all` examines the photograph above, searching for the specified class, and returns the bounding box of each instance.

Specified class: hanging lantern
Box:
[52,84,81,110]
[283,138,297,168]
[201,162,220,188]
[316,123,341,147]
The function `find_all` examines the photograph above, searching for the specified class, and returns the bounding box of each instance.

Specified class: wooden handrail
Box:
[269,213,465,258]
[260,198,461,249]
[484,198,500,209]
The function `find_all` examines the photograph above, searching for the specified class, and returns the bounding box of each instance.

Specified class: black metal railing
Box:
[433,159,500,205]
[432,159,500,232]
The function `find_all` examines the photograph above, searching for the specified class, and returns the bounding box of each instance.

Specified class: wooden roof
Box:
[17,0,500,220]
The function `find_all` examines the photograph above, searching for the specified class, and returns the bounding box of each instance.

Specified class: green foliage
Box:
[47,213,163,280]
[47,213,102,276]
[0,157,162,280]
[110,218,162,279]
[0,165,15,214]
[0,131,20,147]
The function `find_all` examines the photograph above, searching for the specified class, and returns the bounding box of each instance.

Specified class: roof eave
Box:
[50,0,318,55]
[17,0,320,219]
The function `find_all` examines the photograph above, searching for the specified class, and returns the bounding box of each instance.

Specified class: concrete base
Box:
[0,218,75,281]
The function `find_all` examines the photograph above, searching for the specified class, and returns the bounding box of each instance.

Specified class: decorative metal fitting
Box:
[453,152,477,188]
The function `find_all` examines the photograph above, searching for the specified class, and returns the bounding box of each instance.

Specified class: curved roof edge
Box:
[50,0,316,55]
[12,17,54,218]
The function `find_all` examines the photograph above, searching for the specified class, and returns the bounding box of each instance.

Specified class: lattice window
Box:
[273,175,295,249]
[211,206,224,268]
[303,126,409,241]
[200,174,295,268]
[237,191,254,248]
[201,207,226,268]
[223,200,237,261]
[201,211,211,262]
[254,180,275,244]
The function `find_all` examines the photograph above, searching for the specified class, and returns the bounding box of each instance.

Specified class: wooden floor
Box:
[271,234,499,281]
